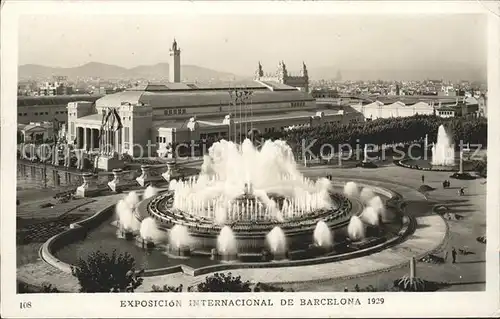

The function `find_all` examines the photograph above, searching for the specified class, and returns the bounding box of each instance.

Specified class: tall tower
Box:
[169,38,181,83]
[255,61,264,79]
[301,61,308,78]
[301,62,309,93]
[276,61,288,83]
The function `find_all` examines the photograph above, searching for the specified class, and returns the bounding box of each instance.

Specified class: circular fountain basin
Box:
[47,182,408,276]
[398,158,476,172]
[137,189,360,255]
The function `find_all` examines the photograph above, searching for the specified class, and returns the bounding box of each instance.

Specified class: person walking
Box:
[451,247,457,263]
[421,175,425,184]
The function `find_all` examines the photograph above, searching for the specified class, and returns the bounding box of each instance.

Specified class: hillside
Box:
[18,62,241,82]
[18,61,486,82]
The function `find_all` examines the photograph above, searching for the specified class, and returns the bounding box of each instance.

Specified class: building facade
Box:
[350,95,486,121]
[66,80,362,158]
[311,89,339,99]
[17,95,103,125]
[254,61,309,93]
[478,95,487,117]
[352,100,436,120]
[37,76,73,96]
[17,122,55,143]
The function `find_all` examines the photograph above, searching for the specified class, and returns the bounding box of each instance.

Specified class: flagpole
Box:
[103,109,107,156]
[108,115,111,155]
[238,91,243,144]
[110,108,114,155]
[112,108,123,157]
[107,107,111,155]
[106,112,109,155]
[244,91,247,141]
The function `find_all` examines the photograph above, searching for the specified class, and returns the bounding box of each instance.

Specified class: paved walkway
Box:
[17,192,129,291]
[137,173,445,291]
[17,198,95,220]
[292,165,486,291]
[138,214,445,291]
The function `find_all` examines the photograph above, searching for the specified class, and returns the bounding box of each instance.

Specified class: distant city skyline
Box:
[19,14,486,78]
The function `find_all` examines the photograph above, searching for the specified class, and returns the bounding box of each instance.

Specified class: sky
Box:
[18,14,487,76]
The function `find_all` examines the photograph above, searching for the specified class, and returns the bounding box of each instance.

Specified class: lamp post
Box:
[43,156,47,188]
[228,88,253,144]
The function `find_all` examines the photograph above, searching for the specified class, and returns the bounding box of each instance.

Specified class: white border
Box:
[2,1,499,318]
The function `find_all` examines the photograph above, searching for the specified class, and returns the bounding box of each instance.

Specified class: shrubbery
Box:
[262,115,487,157]
[149,274,292,292]
[473,159,487,177]
[354,284,379,292]
[151,284,183,292]
[71,250,143,293]
[393,275,444,292]
[196,272,251,292]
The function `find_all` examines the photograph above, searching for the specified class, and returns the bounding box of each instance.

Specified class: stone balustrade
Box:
[75,173,99,197]
[73,163,191,197]
[161,162,178,182]
[136,165,164,187]
[108,168,127,192]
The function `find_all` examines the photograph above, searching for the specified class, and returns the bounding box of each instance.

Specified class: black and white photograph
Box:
[1,1,499,318]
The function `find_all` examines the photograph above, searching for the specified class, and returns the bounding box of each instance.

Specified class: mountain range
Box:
[18,62,243,82]
[18,61,487,82]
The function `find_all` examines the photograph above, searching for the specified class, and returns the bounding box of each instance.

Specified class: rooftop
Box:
[18,95,103,107]
[21,122,54,132]
[96,85,313,109]
[126,80,298,93]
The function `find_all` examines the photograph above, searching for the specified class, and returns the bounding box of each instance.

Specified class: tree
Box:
[261,115,487,160]
[196,272,251,292]
[120,153,133,162]
[474,159,487,178]
[151,284,183,292]
[71,250,143,293]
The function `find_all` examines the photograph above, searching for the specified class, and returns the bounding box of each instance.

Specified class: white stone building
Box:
[352,100,435,120]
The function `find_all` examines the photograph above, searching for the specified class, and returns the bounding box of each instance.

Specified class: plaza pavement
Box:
[137,170,448,291]
[16,164,486,292]
[16,193,126,289]
[289,165,487,291]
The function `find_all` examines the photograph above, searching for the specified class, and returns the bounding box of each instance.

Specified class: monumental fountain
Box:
[134,139,350,259]
[399,124,474,174]
[431,125,455,167]
[122,138,404,263]
[47,138,407,272]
